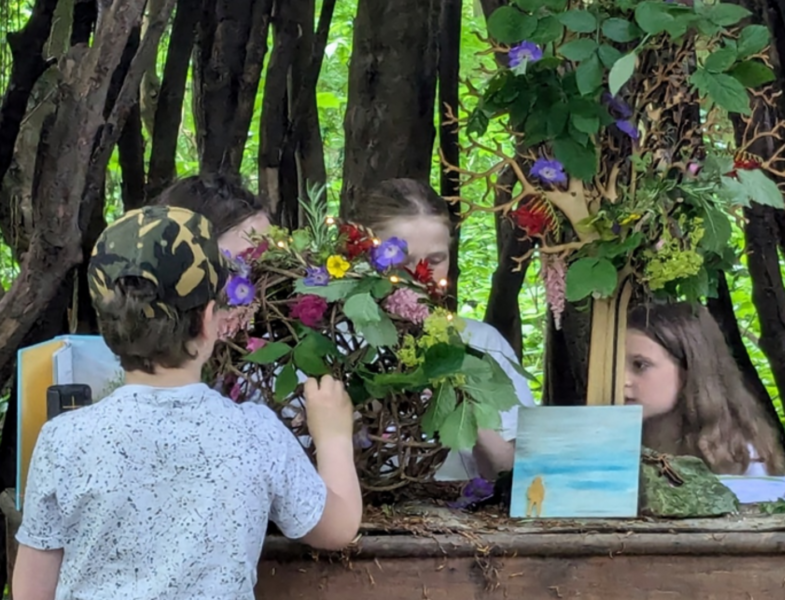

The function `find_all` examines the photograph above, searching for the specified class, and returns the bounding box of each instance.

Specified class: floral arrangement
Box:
[447,0,785,327]
[209,188,523,491]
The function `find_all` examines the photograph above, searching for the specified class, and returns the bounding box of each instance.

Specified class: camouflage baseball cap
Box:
[87,206,234,318]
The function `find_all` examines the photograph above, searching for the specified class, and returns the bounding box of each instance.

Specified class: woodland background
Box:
[0,2,783,586]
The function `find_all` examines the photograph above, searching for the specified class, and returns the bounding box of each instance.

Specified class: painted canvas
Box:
[510,405,643,519]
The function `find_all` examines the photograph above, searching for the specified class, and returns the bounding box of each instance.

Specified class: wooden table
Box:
[4,491,784,599]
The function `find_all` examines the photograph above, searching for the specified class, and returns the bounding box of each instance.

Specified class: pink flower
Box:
[229,382,243,402]
[246,337,267,352]
[540,254,566,331]
[290,294,328,328]
[218,305,256,340]
[383,287,430,324]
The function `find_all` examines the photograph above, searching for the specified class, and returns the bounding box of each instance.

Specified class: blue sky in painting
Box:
[510,406,643,519]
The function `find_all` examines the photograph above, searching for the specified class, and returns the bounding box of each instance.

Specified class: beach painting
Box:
[510,405,643,519]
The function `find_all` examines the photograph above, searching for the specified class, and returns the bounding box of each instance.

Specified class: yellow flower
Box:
[619,213,642,226]
[326,255,351,278]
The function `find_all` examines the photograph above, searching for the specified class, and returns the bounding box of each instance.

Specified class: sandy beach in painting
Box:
[511,406,643,519]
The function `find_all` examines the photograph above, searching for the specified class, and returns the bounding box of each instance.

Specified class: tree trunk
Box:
[340,0,441,217]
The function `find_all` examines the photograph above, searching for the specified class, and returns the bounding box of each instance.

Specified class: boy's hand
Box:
[304,376,353,447]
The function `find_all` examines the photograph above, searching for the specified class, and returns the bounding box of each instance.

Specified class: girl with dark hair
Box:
[625,302,785,475]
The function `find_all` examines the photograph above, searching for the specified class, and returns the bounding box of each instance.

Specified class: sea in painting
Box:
[510,405,643,519]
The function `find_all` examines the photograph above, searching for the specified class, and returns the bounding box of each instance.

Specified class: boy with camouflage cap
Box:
[13,206,362,600]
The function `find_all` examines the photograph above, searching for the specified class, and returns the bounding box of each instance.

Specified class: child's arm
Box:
[13,546,63,600]
[300,376,362,549]
[267,376,361,550]
[14,422,65,599]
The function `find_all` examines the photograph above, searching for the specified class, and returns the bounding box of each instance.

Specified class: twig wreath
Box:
[444,0,785,325]
[209,187,525,491]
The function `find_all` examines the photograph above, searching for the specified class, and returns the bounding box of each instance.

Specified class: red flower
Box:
[407,259,434,284]
[340,223,375,259]
[289,294,328,328]
[238,241,269,262]
[510,202,552,237]
[726,153,762,179]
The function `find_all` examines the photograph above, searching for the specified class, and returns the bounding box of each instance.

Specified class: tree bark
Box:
[340,0,441,217]
[146,0,202,198]
[0,0,163,382]
[439,0,462,311]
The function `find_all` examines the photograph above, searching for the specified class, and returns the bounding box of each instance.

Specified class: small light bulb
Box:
[372,238,381,246]
[390,275,400,284]
[447,314,454,321]
[276,241,286,248]
[325,216,336,225]
[438,278,448,287]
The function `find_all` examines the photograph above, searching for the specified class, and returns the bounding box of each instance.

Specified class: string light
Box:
[447,314,454,321]
[372,238,381,246]
[389,275,400,284]
[325,216,336,225]
[276,241,286,248]
[438,278,448,288]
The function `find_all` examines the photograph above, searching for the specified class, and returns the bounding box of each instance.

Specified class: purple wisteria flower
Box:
[449,477,496,510]
[531,158,568,185]
[509,41,543,69]
[226,275,255,306]
[602,92,633,119]
[304,265,329,287]
[615,119,640,141]
[371,237,408,270]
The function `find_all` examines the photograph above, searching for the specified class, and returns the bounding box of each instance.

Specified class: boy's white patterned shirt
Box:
[17,383,326,600]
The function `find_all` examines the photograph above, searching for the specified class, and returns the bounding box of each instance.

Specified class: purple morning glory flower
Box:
[602,93,633,119]
[448,477,496,510]
[226,275,255,306]
[304,265,329,287]
[222,249,250,277]
[371,237,408,270]
[615,119,639,141]
[509,41,543,68]
[353,426,373,450]
[530,158,568,185]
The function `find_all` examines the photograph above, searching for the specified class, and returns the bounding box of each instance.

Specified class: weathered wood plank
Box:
[256,555,785,600]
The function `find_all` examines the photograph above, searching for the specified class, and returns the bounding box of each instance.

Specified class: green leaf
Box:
[700,206,732,253]
[565,257,618,301]
[274,364,298,402]
[461,354,494,380]
[559,9,597,33]
[730,60,776,88]
[737,24,770,58]
[602,18,642,43]
[291,229,311,252]
[553,137,597,180]
[293,339,330,376]
[344,292,381,323]
[679,267,710,302]
[547,102,570,137]
[706,3,751,27]
[354,313,399,348]
[634,1,674,35]
[575,53,603,96]
[704,47,738,74]
[439,402,478,450]
[608,52,636,97]
[294,279,357,302]
[690,69,751,115]
[514,0,543,11]
[598,44,622,68]
[487,6,538,44]
[371,367,428,390]
[530,15,564,44]
[423,343,465,380]
[422,384,458,437]
[371,278,394,299]
[559,38,598,62]
[473,402,503,431]
[543,0,568,10]
[246,341,292,364]
[596,231,643,258]
[571,113,600,135]
[737,169,785,208]
[467,108,489,136]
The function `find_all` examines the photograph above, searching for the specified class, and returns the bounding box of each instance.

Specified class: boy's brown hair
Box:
[629,302,785,475]
[88,206,233,374]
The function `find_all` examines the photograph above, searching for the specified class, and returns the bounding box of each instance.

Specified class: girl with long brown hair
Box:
[625,302,785,475]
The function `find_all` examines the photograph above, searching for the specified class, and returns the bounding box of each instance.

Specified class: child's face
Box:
[624,330,681,420]
[219,212,271,257]
[376,215,451,282]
